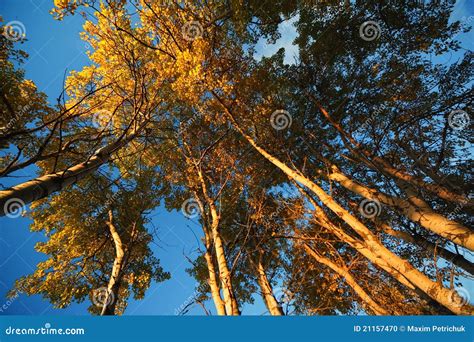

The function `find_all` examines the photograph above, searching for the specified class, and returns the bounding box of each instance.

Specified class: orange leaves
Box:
[172,41,208,103]
[51,0,86,19]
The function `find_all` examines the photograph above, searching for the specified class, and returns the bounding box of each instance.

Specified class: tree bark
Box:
[327,165,474,251]
[294,184,417,291]
[309,95,471,206]
[193,164,240,315]
[255,257,284,316]
[210,217,240,315]
[190,193,227,315]
[216,98,474,315]
[302,243,389,315]
[203,232,227,315]
[0,130,139,217]
[376,222,474,275]
[101,210,125,316]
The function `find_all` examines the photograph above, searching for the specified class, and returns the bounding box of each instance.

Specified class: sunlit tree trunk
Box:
[309,96,471,206]
[294,184,420,292]
[326,165,473,251]
[190,166,240,315]
[216,98,474,315]
[369,154,469,205]
[301,243,389,315]
[203,231,227,315]
[191,194,227,315]
[209,210,240,315]
[101,210,125,316]
[376,221,474,275]
[298,181,455,315]
[255,256,284,316]
[0,130,139,217]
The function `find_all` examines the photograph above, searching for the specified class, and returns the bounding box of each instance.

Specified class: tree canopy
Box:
[1,0,473,316]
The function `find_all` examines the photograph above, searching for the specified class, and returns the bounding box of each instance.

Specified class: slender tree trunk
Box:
[0,131,139,217]
[193,165,240,315]
[216,98,474,315]
[298,181,452,315]
[255,257,284,316]
[295,183,418,291]
[101,210,125,316]
[190,193,226,315]
[308,95,471,206]
[189,180,238,315]
[376,222,474,275]
[302,243,389,315]
[327,165,473,251]
[210,217,240,315]
[203,232,227,315]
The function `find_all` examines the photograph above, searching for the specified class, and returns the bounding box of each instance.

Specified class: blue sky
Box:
[0,0,473,316]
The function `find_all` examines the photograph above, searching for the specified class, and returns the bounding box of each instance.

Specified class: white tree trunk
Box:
[218,102,474,315]
[0,131,139,216]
